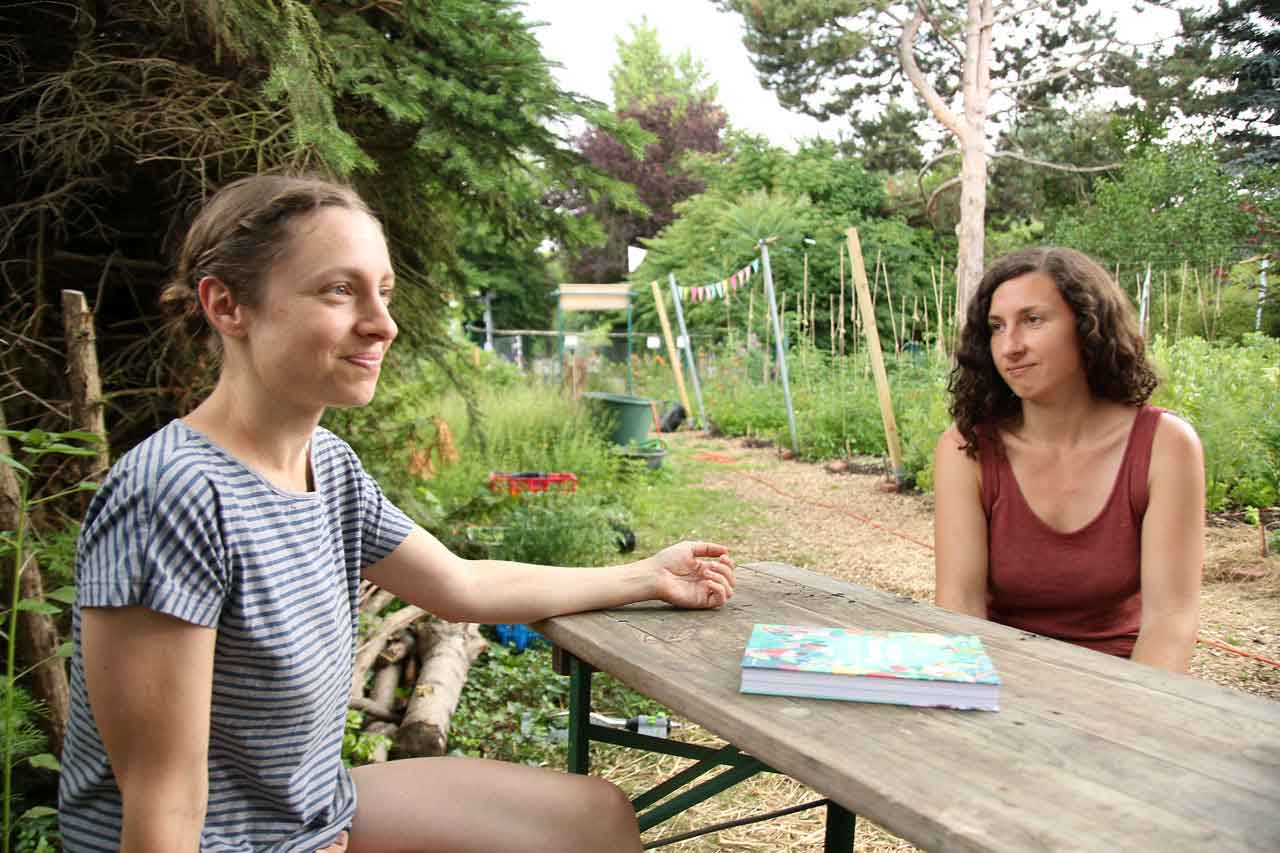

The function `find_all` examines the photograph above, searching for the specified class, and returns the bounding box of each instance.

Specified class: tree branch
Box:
[900,6,962,138]
[991,40,1120,93]
[989,149,1121,173]
[926,175,963,221]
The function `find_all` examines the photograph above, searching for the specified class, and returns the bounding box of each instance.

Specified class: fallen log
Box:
[392,620,488,757]
[350,605,426,701]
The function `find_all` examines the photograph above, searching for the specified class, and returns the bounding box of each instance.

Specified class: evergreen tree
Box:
[1182,0,1280,166]
[0,0,623,446]
[610,17,719,113]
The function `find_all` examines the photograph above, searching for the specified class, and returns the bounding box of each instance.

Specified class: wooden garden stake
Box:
[1177,261,1188,340]
[668,273,708,430]
[846,228,904,480]
[649,279,693,419]
[760,240,800,454]
[883,265,900,355]
[747,286,755,350]
[1193,267,1209,338]
[829,295,836,359]
[839,244,847,356]
[1162,269,1170,339]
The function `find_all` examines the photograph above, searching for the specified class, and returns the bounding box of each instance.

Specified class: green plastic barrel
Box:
[583,392,653,447]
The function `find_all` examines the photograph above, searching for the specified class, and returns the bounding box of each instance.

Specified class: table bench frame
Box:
[555,647,856,850]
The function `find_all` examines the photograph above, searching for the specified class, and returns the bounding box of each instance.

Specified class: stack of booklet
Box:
[740,624,1001,711]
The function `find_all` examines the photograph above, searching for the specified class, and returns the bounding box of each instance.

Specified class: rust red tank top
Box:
[979,406,1164,658]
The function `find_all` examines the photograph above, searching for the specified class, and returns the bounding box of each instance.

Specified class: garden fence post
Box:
[649,280,694,421]
[759,241,800,455]
[1259,258,1269,332]
[668,273,708,431]
[845,228,904,483]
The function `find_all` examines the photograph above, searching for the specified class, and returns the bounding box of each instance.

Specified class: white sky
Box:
[519,1,1191,150]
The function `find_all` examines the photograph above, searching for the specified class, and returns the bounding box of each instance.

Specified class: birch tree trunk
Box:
[955,0,993,331]
[393,620,488,758]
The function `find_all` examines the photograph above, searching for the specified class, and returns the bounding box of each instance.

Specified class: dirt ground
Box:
[603,432,1279,852]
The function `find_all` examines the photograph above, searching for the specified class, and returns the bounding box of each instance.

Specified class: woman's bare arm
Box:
[82,606,216,852]
[933,425,990,618]
[1131,414,1204,672]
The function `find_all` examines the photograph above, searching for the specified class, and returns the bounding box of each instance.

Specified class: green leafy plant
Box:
[341,710,391,768]
[1,428,101,852]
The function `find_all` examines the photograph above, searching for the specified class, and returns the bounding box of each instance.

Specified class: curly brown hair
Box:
[949,247,1158,457]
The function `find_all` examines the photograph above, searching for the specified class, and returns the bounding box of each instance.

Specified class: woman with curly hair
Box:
[933,247,1203,672]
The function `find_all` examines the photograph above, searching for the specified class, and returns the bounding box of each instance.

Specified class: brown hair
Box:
[160,174,374,352]
[949,247,1158,457]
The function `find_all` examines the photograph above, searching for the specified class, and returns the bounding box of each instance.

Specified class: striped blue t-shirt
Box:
[59,420,415,852]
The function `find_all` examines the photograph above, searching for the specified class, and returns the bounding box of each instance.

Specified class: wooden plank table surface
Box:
[534,562,1280,852]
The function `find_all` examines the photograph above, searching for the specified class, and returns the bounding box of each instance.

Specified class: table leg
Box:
[823,801,856,851]
[567,654,593,775]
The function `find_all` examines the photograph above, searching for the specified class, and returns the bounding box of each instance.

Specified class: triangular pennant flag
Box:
[718,282,726,298]
[752,258,760,274]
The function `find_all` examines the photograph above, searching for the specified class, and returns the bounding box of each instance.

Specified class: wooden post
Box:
[1176,261,1188,340]
[760,241,800,455]
[1162,269,1170,340]
[649,280,693,419]
[61,290,110,486]
[668,273,708,431]
[846,228,904,480]
[829,295,836,359]
[839,244,846,356]
[884,266,900,355]
[1138,264,1152,339]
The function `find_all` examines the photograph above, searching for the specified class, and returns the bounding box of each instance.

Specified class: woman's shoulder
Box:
[84,421,226,530]
[1148,408,1203,464]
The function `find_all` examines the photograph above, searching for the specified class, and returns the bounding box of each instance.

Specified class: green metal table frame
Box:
[555,648,856,851]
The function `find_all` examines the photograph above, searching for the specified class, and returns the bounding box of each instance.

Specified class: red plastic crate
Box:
[488,471,578,497]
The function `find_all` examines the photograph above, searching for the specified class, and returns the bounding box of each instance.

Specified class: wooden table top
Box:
[534,562,1280,853]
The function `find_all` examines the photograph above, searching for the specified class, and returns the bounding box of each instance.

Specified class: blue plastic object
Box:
[492,623,544,653]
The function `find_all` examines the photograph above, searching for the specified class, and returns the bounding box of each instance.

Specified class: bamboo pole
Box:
[884,263,900,355]
[839,243,847,356]
[1176,261,1188,340]
[1162,269,1170,340]
[649,279,693,418]
[829,295,836,359]
[747,286,755,350]
[1193,267,1209,338]
[846,228,904,479]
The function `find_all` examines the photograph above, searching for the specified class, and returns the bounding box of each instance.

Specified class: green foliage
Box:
[1,427,99,852]
[610,17,719,113]
[1050,143,1261,269]
[450,642,664,765]
[1150,334,1280,511]
[341,710,391,768]
[491,493,626,567]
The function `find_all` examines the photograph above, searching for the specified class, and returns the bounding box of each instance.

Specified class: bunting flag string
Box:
[678,256,761,304]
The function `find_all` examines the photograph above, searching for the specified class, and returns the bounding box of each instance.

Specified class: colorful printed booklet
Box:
[740,624,1001,711]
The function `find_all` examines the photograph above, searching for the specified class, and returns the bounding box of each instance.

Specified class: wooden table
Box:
[533,562,1280,852]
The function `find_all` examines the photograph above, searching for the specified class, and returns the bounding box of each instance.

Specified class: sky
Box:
[519,1,1190,150]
